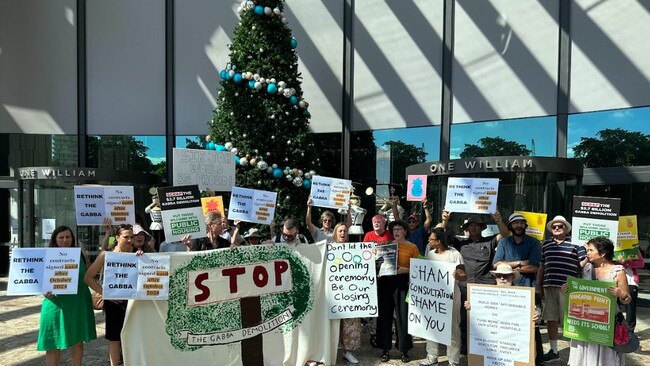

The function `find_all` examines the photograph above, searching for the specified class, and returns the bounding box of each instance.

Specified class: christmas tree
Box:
[207,0,320,224]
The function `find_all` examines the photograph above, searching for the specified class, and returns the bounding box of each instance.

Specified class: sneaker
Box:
[542,350,559,363]
[343,351,359,364]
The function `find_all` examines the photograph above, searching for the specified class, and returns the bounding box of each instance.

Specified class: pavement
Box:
[2,271,650,366]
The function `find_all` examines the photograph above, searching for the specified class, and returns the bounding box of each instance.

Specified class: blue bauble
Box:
[272,168,283,179]
[302,179,311,189]
[303,108,310,116]
[248,80,256,89]
[233,73,243,84]
[206,141,215,150]
[234,156,241,164]
[290,37,298,49]
[254,5,264,15]
[289,95,299,105]
[216,144,227,151]
[231,64,237,70]
[267,83,278,94]
[219,69,228,80]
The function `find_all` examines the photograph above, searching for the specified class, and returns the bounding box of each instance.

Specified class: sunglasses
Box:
[407,220,417,224]
[551,224,565,229]
[495,273,514,279]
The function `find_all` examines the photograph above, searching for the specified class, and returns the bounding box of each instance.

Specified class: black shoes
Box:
[380,351,390,362]
[401,352,411,363]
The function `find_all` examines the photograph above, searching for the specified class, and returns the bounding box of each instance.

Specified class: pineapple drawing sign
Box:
[407,175,427,201]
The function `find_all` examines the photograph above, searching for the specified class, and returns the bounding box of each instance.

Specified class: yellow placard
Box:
[515,211,547,241]
[201,196,224,216]
[616,215,638,251]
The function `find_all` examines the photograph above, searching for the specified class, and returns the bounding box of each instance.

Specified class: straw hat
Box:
[546,215,572,233]
[490,263,520,280]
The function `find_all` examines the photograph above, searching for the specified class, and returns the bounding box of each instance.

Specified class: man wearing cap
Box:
[363,214,394,244]
[536,215,585,363]
[493,213,542,287]
[440,210,509,354]
[406,197,433,255]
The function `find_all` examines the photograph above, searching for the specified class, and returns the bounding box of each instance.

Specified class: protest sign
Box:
[201,196,225,216]
[375,243,398,277]
[407,175,427,202]
[41,219,56,240]
[571,196,620,245]
[616,215,640,261]
[103,252,171,300]
[408,259,456,345]
[515,211,547,241]
[310,175,352,209]
[467,284,535,366]
[74,185,135,225]
[158,185,207,243]
[7,247,81,295]
[326,242,378,319]
[172,148,235,192]
[563,276,616,347]
[445,178,499,214]
[228,187,277,225]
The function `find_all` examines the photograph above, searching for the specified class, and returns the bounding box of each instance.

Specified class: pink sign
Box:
[407,175,427,201]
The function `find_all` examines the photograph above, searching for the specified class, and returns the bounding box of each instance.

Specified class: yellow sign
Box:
[616,215,638,251]
[515,211,547,241]
[201,196,224,216]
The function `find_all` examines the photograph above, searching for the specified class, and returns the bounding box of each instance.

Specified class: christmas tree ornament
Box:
[264,7,271,15]
[254,5,264,15]
[290,37,298,49]
[287,140,292,145]
[233,73,243,83]
[273,7,281,15]
[267,83,278,94]
[248,80,256,89]
[229,70,235,77]
[216,144,226,151]
[272,164,278,169]
[293,177,303,187]
[258,161,268,170]
[206,141,216,150]
[278,81,286,88]
[242,133,247,138]
[259,77,266,84]
[234,156,241,164]
[253,73,260,81]
[254,81,262,90]
[266,152,271,157]
[205,135,212,142]
[302,179,311,189]
[231,147,238,154]
[286,175,292,181]
[271,135,275,139]
[225,142,233,150]
[266,167,273,174]
[304,172,311,179]
[272,168,283,179]
[239,157,248,166]
[250,158,257,166]
[289,96,298,105]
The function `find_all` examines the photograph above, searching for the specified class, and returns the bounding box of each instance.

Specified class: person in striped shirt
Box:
[536,215,586,363]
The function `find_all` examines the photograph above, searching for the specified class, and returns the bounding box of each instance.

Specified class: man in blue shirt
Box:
[493,213,542,287]
[405,197,432,255]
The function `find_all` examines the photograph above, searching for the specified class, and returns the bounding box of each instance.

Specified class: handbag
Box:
[612,307,639,353]
[91,291,104,311]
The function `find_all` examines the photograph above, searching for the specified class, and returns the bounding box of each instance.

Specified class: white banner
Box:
[7,247,81,295]
[408,259,456,345]
[74,185,135,225]
[326,242,378,319]
[444,178,499,214]
[310,175,352,209]
[103,252,171,300]
[228,187,277,225]
[173,148,235,192]
[468,284,535,366]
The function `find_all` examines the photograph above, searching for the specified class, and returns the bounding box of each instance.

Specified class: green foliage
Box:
[87,136,153,173]
[208,0,320,222]
[573,128,650,168]
[460,136,532,158]
[382,140,427,184]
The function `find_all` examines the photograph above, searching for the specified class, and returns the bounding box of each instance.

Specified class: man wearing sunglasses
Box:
[272,218,308,247]
[536,215,585,363]
[405,197,433,256]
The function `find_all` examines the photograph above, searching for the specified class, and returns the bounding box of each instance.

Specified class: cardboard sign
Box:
[326,242,378,319]
[571,196,620,245]
[408,259,456,346]
[616,215,640,261]
[228,187,277,225]
[375,243,398,277]
[407,175,428,202]
[74,185,135,225]
[515,211,547,241]
[563,276,616,347]
[468,284,535,366]
[445,178,499,214]
[201,196,225,216]
[103,252,171,300]
[7,247,81,295]
[310,175,352,209]
[172,148,235,192]
[158,185,207,243]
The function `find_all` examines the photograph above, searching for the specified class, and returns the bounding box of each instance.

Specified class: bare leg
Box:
[547,320,559,341]
[109,341,122,366]
[70,342,83,366]
[45,349,61,366]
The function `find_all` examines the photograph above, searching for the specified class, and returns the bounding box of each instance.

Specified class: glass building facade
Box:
[1,1,650,254]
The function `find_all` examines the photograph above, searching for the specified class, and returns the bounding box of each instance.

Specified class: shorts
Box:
[542,287,565,322]
[104,300,128,341]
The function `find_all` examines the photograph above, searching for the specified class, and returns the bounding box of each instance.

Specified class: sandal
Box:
[380,351,390,362]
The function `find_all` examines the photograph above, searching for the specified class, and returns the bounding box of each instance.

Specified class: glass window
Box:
[87,135,166,176]
[5,134,79,174]
[175,135,206,149]
[568,106,650,167]
[450,117,556,159]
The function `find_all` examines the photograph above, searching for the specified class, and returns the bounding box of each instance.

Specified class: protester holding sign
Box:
[376,220,420,363]
[406,197,433,256]
[421,227,466,366]
[306,197,352,243]
[84,224,139,366]
[37,226,96,366]
[183,211,231,251]
[493,213,541,288]
[567,237,631,366]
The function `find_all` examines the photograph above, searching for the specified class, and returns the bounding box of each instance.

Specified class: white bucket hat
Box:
[546,215,572,233]
[490,263,520,280]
